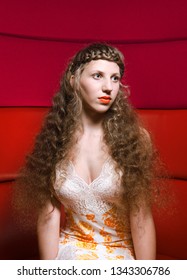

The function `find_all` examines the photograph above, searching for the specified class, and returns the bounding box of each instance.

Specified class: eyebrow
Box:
[91,70,120,76]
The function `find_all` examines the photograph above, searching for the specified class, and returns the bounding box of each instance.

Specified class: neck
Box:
[80,109,104,134]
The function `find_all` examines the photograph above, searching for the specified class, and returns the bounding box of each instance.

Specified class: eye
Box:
[111,75,120,82]
[92,73,102,79]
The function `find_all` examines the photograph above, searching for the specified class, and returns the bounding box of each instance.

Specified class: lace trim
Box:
[54,157,122,215]
[69,156,111,187]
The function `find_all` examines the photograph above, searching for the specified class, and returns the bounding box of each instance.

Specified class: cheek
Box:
[80,84,90,97]
[79,80,91,94]
[113,85,120,96]
[80,81,98,99]
[79,86,93,102]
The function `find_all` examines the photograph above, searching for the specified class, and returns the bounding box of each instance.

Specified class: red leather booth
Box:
[0,0,187,259]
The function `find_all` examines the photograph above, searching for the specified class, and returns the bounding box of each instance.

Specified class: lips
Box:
[98,96,111,104]
[98,96,111,100]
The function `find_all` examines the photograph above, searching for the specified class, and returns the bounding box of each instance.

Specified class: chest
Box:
[72,155,108,185]
[55,156,123,215]
[71,135,109,185]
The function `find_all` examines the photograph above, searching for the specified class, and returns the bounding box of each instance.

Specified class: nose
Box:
[102,78,112,94]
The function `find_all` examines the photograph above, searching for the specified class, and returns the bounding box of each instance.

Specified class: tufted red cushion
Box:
[1,108,187,181]
[138,110,187,179]
[0,108,49,181]
[153,179,187,260]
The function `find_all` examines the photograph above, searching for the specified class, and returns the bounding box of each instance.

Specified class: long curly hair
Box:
[14,43,162,227]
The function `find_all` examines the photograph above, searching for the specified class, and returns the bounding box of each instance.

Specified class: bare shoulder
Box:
[139,127,153,150]
[140,127,151,139]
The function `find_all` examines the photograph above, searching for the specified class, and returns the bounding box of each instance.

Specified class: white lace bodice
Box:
[54,157,123,215]
[54,157,135,260]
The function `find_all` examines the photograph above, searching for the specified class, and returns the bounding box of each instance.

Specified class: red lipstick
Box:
[98,96,111,104]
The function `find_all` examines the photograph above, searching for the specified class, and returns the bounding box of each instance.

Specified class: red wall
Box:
[0,0,187,108]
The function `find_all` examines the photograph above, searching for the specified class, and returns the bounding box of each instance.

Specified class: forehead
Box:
[83,59,120,74]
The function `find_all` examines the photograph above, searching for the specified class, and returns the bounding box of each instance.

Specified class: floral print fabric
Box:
[54,157,135,260]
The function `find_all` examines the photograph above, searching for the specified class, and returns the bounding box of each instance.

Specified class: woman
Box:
[17,43,156,260]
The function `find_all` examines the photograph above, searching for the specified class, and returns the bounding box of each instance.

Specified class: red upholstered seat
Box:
[0,108,187,260]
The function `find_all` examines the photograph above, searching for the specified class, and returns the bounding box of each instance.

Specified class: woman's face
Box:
[78,59,121,114]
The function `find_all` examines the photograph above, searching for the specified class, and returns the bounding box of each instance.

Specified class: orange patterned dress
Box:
[54,157,135,260]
